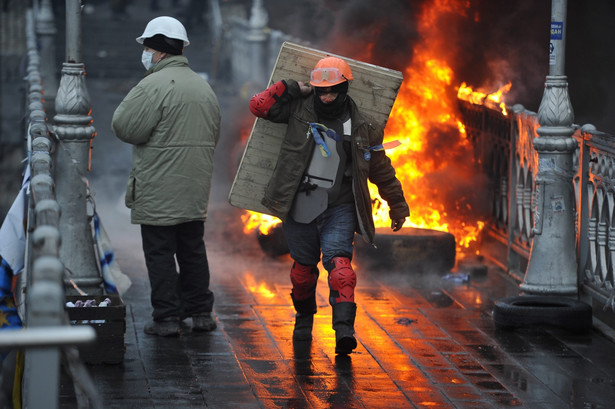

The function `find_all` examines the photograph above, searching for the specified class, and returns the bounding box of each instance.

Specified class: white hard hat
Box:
[136,16,190,46]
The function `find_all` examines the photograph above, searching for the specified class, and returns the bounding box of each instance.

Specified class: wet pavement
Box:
[59,81,615,409]
[60,186,615,409]
[50,1,615,408]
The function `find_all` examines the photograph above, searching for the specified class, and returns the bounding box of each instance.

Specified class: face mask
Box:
[141,50,155,70]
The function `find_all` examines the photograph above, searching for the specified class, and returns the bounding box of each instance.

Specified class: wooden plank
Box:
[228,41,404,216]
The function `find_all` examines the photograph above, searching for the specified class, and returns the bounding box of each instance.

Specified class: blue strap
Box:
[309,123,339,157]
[363,140,401,161]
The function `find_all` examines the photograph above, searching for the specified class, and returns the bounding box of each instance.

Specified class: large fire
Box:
[242,0,511,254]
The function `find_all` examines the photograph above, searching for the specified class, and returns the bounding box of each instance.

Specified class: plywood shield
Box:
[228,42,404,216]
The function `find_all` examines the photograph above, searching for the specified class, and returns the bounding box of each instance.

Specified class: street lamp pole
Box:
[521,0,578,295]
[53,0,102,294]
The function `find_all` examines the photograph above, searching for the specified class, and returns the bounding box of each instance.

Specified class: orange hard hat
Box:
[309,57,354,87]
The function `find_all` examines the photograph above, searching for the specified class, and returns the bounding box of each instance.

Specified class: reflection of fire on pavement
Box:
[243,272,276,299]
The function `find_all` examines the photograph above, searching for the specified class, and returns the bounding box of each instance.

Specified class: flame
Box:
[244,272,276,299]
[241,212,280,235]
[457,81,512,115]
[242,0,514,254]
[370,0,512,252]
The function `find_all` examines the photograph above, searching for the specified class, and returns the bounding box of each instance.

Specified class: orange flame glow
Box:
[244,272,276,299]
[241,212,280,235]
[457,82,512,115]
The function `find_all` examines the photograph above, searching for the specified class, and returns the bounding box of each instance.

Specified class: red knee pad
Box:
[249,80,286,118]
[290,262,319,301]
[329,257,356,303]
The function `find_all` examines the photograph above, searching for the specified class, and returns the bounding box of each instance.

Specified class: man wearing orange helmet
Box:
[249,56,409,355]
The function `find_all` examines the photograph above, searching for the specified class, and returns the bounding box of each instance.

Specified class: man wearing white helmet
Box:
[112,16,221,337]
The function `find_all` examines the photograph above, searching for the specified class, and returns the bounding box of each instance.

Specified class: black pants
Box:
[141,221,214,321]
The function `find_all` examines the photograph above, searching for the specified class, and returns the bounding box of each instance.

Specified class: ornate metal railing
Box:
[458,98,615,323]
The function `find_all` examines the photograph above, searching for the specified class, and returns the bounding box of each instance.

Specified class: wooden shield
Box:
[228,42,404,216]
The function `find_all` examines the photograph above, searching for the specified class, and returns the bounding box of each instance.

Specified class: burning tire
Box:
[256,226,457,272]
[353,227,456,272]
[492,295,592,333]
[256,224,289,257]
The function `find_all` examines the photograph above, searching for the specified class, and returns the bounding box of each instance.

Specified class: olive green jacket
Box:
[261,80,409,245]
[111,55,221,225]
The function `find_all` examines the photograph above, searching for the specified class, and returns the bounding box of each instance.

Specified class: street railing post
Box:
[521,0,578,295]
[36,0,58,109]
[53,0,101,294]
[246,0,268,88]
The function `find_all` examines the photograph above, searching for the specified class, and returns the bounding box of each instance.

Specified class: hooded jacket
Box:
[112,55,221,225]
[251,79,409,245]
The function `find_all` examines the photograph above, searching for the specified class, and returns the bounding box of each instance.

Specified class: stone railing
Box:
[576,124,615,324]
[458,98,615,327]
[0,6,98,409]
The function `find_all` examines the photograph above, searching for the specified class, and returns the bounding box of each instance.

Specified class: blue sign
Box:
[551,21,563,40]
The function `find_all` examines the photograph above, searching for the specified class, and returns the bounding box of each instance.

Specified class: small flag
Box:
[93,213,132,296]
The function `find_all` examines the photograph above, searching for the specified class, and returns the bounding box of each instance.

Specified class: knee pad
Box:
[290,262,319,301]
[328,257,356,304]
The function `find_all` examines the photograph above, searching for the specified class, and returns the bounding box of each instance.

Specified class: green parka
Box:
[111,55,221,225]
[260,80,409,245]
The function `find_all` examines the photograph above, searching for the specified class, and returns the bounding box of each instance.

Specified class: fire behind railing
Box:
[458,95,615,321]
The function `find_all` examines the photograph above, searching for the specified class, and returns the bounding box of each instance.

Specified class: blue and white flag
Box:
[0,166,29,276]
[0,166,29,331]
[93,212,132,296]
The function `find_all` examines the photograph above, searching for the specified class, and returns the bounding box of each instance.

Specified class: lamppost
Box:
[53,0,102,295]
[521,0,578,295]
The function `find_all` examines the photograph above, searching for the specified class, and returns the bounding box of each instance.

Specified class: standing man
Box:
[249,56,409,354]
[112,16,221,337]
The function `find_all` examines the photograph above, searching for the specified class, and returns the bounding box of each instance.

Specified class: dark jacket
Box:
[252,79,409,245]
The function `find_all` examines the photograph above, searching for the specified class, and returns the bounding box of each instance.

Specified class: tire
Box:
[256,224,289,257]
[493,295,593,333]
[353,227,456,273]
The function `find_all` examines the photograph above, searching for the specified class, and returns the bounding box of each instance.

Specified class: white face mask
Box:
[141,50,155,70]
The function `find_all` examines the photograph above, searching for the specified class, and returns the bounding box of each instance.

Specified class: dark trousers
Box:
[141,221,214,321]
